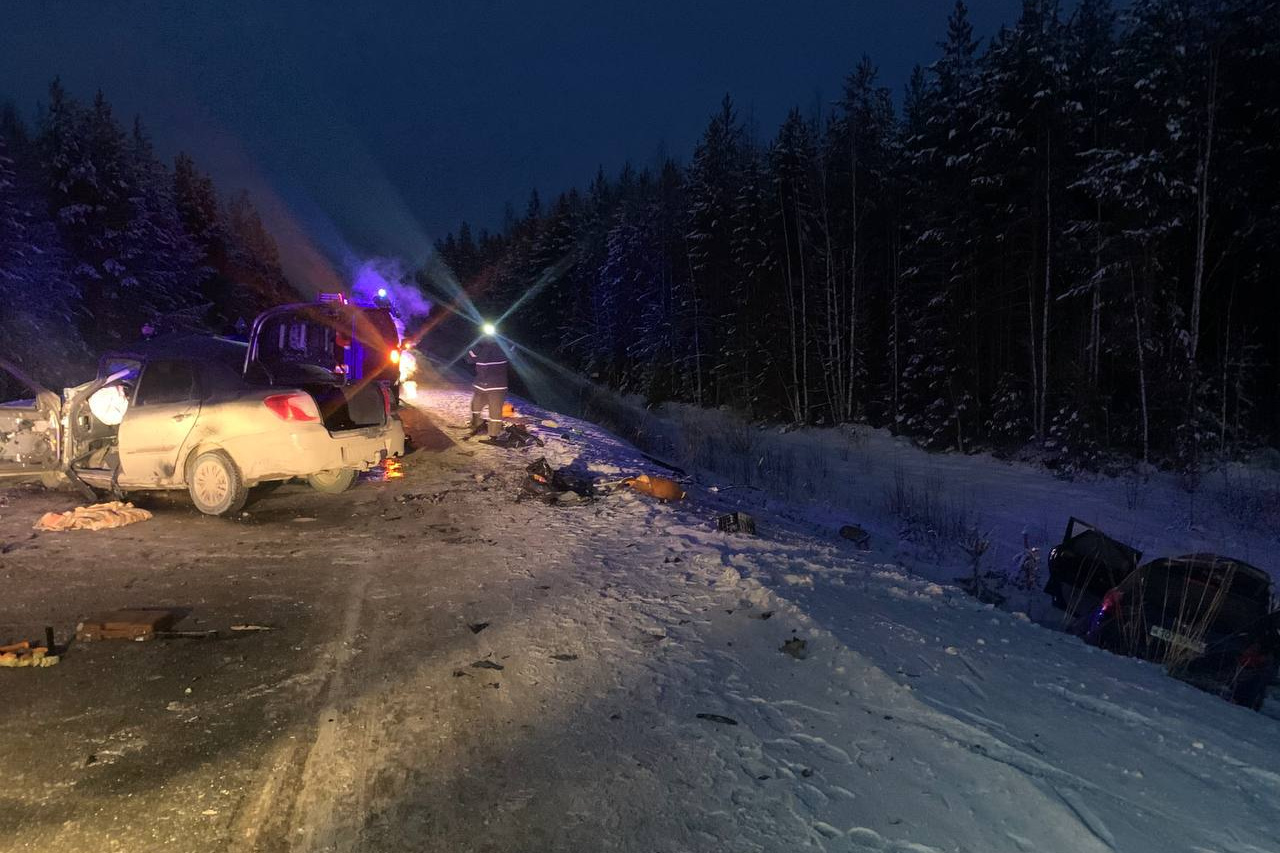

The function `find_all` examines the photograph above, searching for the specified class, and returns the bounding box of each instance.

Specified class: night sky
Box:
[2,1,1026,285]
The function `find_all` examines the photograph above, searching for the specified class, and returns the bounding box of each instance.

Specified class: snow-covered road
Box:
[2,384,1278,852]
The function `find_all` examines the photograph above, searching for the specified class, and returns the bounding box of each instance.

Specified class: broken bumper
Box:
[233,420,406,483]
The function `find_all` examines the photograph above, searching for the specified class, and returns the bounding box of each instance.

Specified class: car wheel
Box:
[307,468,357,494]
[188,451,248,516]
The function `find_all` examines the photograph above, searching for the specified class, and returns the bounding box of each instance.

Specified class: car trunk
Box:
[1120,557,1272,667]
[245,306,387,432]
[306,383,386,432]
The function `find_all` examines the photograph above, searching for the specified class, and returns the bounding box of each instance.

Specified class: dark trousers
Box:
[470,388,506,437]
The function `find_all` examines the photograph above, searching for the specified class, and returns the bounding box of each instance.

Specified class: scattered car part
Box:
[624,474,685,501]
[839,524,871,548]
[76,608,185,642]
[780,637,809,659]
[0,640,59,668]
[717,512,757,535]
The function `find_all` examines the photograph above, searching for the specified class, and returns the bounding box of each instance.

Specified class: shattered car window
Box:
[135,361,198,406]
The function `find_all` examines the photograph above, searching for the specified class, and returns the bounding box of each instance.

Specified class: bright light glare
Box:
[482,322,497,336]
[398,349,418,381]
[401,379,418,401]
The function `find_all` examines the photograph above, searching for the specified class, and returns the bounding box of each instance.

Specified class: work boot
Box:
[487,419,504,439]
[470,412,484,430]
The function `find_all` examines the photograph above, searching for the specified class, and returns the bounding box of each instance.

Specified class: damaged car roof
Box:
[100,336,248,370]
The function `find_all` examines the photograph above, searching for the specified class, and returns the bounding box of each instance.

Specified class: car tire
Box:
[40,471,64,490]
[188,451,248,516]
[307,468,357,494]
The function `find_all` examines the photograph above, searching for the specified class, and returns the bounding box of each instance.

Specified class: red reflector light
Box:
[264,394,318,422]
[1101,588,1125,613]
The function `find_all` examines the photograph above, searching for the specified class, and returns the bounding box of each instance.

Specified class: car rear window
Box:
[135,360,198,406]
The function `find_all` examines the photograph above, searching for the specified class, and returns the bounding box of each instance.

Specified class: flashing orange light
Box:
[389,348,401,365]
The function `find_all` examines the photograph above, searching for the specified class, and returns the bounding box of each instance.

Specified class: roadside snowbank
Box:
[412,386,1280,853]
[570,391,1280,594]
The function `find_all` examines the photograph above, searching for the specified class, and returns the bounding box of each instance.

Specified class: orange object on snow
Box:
[502,403,517,418]
[34,501,153,532]
[624,475,686,502]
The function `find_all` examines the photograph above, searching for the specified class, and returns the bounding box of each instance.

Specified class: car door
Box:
[0,358,62,483]
[117,359,201,486]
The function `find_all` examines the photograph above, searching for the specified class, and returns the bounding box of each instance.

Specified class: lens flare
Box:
[482,321,497,336]
[398,349,418,382]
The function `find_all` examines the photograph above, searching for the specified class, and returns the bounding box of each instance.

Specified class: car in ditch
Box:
[1084,553,1279,710]
[0,325,405,516]
[1045,517,1144,617]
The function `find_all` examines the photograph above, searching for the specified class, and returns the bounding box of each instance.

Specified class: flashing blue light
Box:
[377,287,388,298]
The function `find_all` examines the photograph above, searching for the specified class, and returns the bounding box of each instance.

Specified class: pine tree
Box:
[174,151,233,322]
[684,95,746,407]
[898,0,982,449]
[122,118,205,328]
[0,108,87,384]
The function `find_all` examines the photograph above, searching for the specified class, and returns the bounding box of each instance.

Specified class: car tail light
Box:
[379,386,392,416]
[1101,588,1125,614]
[1239,643,1270,670]
[264,393,320,422]
[389,348,401,365]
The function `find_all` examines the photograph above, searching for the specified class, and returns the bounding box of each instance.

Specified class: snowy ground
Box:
[567,391,1280,606]
[1,379,1278,852]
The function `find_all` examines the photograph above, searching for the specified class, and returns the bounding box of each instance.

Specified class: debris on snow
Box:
[0,640,59,668]
[780,637,809,659]
[76,608,184,642]
[695,713,739,726]
[34,501,152,532]
[717,512,757,535]
[624,474,685,502]
[838,524,871,548]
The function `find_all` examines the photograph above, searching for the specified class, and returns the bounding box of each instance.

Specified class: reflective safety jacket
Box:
[468,339,508,391]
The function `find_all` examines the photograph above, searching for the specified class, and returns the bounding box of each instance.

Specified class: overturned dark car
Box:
[1047,521,1279,710]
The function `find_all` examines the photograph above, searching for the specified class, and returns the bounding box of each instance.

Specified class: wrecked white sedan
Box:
[1,319,404,516]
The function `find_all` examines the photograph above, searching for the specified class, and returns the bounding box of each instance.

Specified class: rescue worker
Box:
[467,330,508,439]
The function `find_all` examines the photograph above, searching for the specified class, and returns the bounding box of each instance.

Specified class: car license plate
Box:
[1150,626,1206,655]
